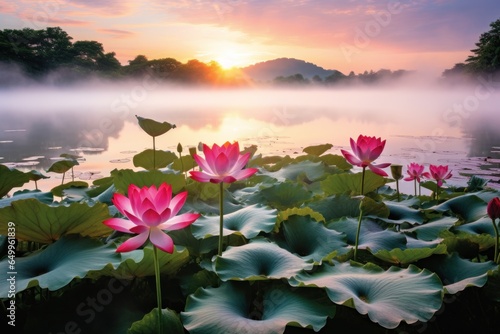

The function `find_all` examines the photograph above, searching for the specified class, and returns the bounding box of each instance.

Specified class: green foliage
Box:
[133,149,177,170]
[128,308,184,334]
[135,115,176,137]
[2,149,500,333]
[0,164,31,197]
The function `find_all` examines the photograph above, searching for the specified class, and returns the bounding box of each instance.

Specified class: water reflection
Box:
[1,86,499,190]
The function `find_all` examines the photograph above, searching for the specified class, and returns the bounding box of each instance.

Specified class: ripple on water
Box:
[110,158,131,163]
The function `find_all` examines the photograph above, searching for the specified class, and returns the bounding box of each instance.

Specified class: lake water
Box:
[1,82,500,193]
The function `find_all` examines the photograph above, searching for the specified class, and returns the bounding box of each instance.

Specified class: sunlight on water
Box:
[1,83,499,192]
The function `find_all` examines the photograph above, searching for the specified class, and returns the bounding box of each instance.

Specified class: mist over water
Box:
[1,76,499,191]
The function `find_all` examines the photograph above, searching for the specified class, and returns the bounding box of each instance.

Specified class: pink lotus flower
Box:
[404,163,429,183]
[103,183,200,253]
[189,141,258,183]
[427,165,452,187]
[340,135,391,176]
[487,197,500,221]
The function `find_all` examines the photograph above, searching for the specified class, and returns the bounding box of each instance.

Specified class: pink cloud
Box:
[98,28,135,38]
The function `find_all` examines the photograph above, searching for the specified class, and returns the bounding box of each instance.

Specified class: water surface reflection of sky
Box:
[1,86,499,192]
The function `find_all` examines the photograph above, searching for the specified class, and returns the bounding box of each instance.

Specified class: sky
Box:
[0,0,499,77]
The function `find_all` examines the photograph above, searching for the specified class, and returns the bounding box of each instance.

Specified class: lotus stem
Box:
[153,246,162,334]
[354,203,364,261]
[396,179,400,202]
[492,218,499,264]
[414,179,417,196]
[153,136,156,170]
[218,182,224,256]
[361,166,366,195]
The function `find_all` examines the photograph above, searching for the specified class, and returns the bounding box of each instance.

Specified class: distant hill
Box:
[240,58,342,82]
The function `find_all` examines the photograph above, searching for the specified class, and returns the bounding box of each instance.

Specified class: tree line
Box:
[1,19,499,86]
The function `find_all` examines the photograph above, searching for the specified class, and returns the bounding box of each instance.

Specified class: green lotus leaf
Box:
[483,268,500,302]
[441,231,494,255]
[263,160,327,182]
[309,195,361,221]
[51,181,89,197]
[327,217,406,253]
[0,235,122,297]
[374,244,447,265]
[136,115,176,137]
[321,170,387,196]
[111,245,190,278]
[192,204,277,239]
[0,199,112,243]
[47,158,79,174]
[261,182,312,210]
[317,154,352,171]
[455,217,495,235]
[26,169,49,181]
[382,200,424,225]
[402,216,457,241]
[418,253,498,294]
[302,143,333,156]
[361,196,390,218]
[0,164,31,198]
[0,190,53,208]
[127,308,184,334]
[431,193,487,223]
[133,149,177,170]
[273,215,349,264]
[290,261,443,329]
[111,169,185,194]
[277,207,325,225]
[181,282,335,334]
[171,155,196,172]
[214,238,314,281]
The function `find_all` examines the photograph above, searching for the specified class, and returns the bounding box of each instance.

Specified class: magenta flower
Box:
[189,141,258,256]
[427,164,452,187]
[341,135,391,177]
[190,141,258,183]
[103,183,200,253]
[404,163,428,183]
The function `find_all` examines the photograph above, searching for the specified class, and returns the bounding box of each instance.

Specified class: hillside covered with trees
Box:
[1,18,499,87]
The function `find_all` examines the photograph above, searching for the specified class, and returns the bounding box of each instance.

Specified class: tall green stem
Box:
[414,179,417,196]
[492,218,499,264]
[218,182,224,256]
[153,246,162,334]
[361,166,366,195]
[396,179,400,202]
[153,136,156,170]
[354,204,364,261]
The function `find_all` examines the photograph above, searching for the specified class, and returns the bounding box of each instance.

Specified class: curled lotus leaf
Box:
[181,282,335,334]
[136,115,176,137]
[214,238,313,281]
[290,261,443,329]
[0,235,122,297]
